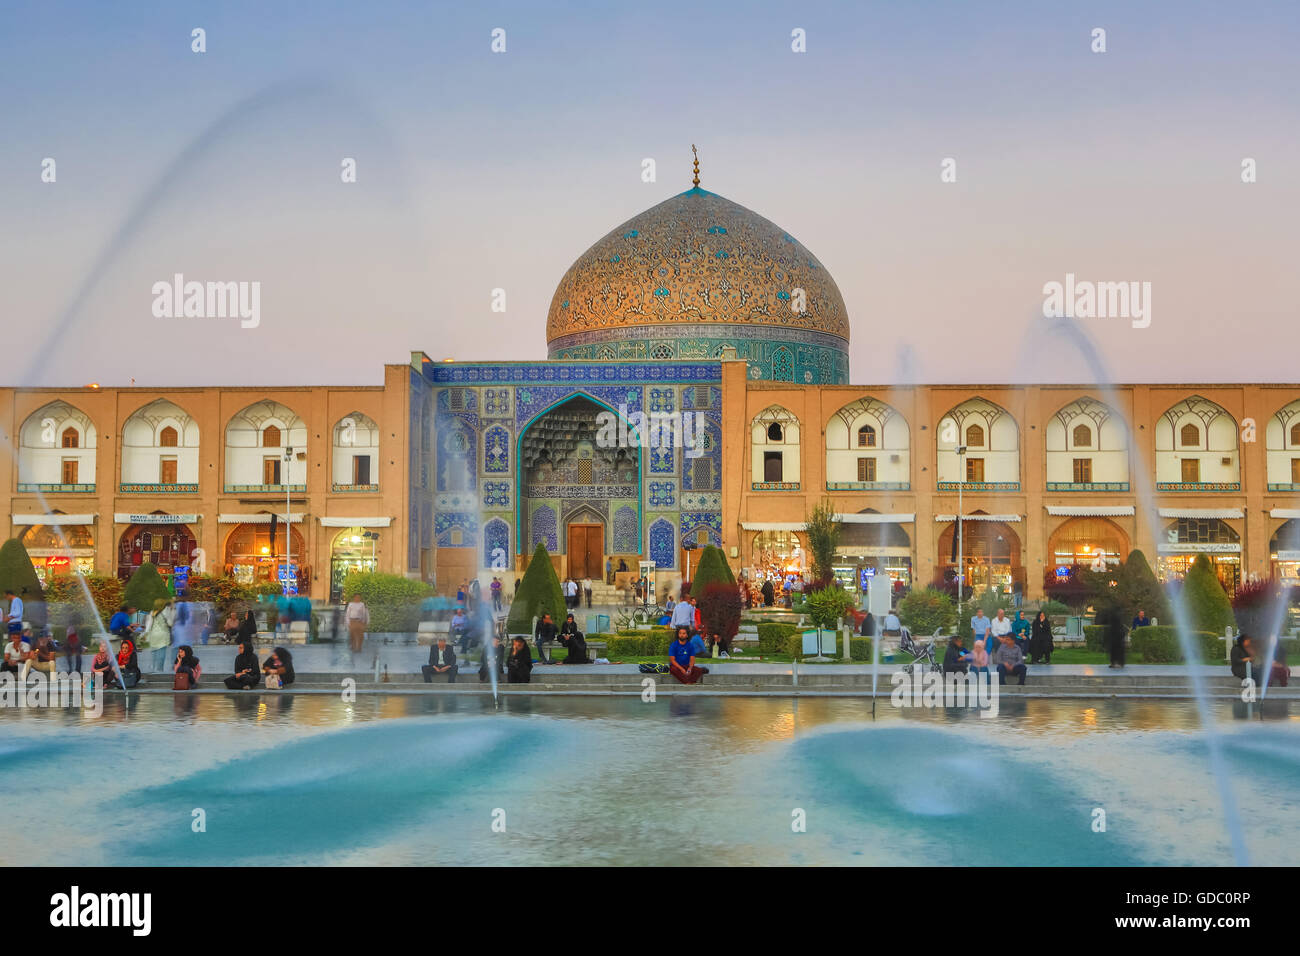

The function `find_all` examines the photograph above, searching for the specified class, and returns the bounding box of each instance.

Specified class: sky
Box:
[1,0,1297,388]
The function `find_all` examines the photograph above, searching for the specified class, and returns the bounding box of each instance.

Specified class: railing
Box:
[1267,483,1300,492]
[17,483,95,493]
[119,483,199,494]
[223,484,308,494]
[826,481,910,491]
[331,483,380,492]
[751,481,800,491]
[1155,482,1241,492]
[937,481,1020,492]
[1046,482,1130,492]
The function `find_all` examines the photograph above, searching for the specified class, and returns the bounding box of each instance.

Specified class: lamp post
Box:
[956,444,967,623]
[283,446,293,594]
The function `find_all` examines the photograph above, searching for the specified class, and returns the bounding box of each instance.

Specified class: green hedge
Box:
[339,571,437,633]
[757,622,798,655]
[1086,624,1224,662]
[850,636,873,661]
[1083,625,1105,652]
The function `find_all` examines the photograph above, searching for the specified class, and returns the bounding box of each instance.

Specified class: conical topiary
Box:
[1117,549,1170,623]
[122,562,170,612]
[506,543,566,634]
[0,538,44,603]
[1180,553,1235,637]
[690,544,734,595]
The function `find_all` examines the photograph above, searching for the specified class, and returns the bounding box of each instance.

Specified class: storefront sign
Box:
[115,513,199,525]
[1275,550,1300,562]
[1158,542,1241,554]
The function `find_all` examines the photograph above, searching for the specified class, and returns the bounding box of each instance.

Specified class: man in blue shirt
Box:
[109,605,139,639]
[971,608,992,644]
[668,626,708,684]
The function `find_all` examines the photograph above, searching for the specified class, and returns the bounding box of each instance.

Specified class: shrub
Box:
[897,588,955,636]
[784,633,805,657]
[1117,549,1171,623]
[805,586,855,631]
[1083,625,1106,652]
[1181,554,1235,637]
[804,499,841,589]
[1037,599,1072,617]
[605,635,650,657]
[691,545,735,594]
[339,571,437,633]
[0,538,43,597]
[185,575,279,619]
[506,544,566,634]
[756,622,797,655]
[1130,626,1223,663]
[45,574,123,627]
[849,636,873,661]
[700,581,742,640]
[123,562,170,611]
[1231,577,1289,638]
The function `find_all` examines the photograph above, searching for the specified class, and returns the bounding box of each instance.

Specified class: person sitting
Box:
[506,636,533,684]
[942,633,970,675]
[114,637,141,688]
[557,614,589,664]
[479,633,506,683]
[688,629,709,660]
[449,608,470,652]
[173,645,201,689]
[261,647,295,687]
[1232,634,1289,687]
[709,630,732,659]
[967,639,990,677]
[881,610,901,637]
[422,636,459,683]
[1011,611,1031,658]
[224,638,261,690]
[990,634,1027,685]
[1029,610,1054,664]
[534,612,557,665]
[859,612,876,637]
[223,612,241,643]
[89,641,115,686]
[668,626,709,684]
[2,631,29,676]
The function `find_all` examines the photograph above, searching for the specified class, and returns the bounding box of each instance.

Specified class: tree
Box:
[699,582,742,641]
[506,543,566,633]
[804,498,841,589]
[1116,549,1170,623]
[897,587,956,636]
[805,586,855,631]
[690,545,734,594]
[0,538,44,602]
[122,562,170,611]
[1230,576,1286,638]
[1181,554,1235,636]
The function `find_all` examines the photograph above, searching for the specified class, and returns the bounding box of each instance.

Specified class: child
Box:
[968,638,990,676]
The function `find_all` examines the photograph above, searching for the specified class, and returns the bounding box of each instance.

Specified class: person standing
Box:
[670,595,695,633]
[142,598,175,673]
[605,557,614,586]
[345,593,369,653]
[490,577,503,613]
[1103,605,1127,669]
[4,589,24,637]
[1011,610,1031,658]
[582,576,593,609]
[64,626,83,674]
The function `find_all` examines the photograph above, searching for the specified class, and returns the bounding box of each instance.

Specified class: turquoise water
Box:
[2,695,1297,865]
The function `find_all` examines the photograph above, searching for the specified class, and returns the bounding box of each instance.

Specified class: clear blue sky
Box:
[2,0,1297,386]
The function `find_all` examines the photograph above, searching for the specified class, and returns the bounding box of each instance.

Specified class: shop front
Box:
[1046,515,1130,572]
[833,512,914,596]
[221,515,307,591]
[1269,517,1300,586]
[115,513,200,584]
[936,513,1022,597]
[17,516,96,584]
[1156,516,1242,597]
[325,521,388,601]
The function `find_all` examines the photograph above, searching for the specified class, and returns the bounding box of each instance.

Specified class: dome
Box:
[546,186,850,384]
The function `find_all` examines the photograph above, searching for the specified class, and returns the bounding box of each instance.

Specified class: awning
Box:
[12,513,96,526]
[218,513,306,524]
[1046,505,1135,517]
[741,522,806,532]
[1157,508,1243,519]
[833,513,915,524]
[318,516,392,528]
[114,513,199,525]
[1270,508,1300,520]
[933,514,1021,523]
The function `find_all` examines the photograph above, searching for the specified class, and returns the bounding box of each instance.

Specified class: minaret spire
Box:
[691,144,700,188]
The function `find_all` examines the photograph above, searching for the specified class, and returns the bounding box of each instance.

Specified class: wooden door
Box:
[568,524,602,579]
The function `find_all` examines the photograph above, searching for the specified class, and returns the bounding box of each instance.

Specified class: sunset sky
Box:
[2,0,1297,387]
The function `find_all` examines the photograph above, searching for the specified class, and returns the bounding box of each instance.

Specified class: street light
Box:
[956,444,967,623]
[283,446,293,594]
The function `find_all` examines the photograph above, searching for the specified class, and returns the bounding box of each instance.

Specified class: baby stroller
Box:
[897,627,941,674]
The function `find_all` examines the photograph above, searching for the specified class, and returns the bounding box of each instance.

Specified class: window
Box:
[448,389,464,411]
[763,451,783,482]
[857,424,876,447]
[1073,458,1092,483]
[650,343,674,360]
[1292,459,1300,483]
[352,455,371,485]
[966,457,985,482]
[1072,424,1092,448]
[61,459,78,484]
[263,457,281,485]
[692,457,712,488]
[262,425,281,448]
[61,427,79,448]
[766,422,784,442]
[159,426,178,447]
[1179,423,1200,448]
[696,529,709,546]
[694,386,711,408]
[857,457,876,482]
[1292,424,1300,447]
[965,424,985,448]
[577,458,593,484]
[450,528,463,546]
[159,457,178,484]
[1181,458,1200,483]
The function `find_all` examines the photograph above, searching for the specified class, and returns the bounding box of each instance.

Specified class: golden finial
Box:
[691,144,700,188]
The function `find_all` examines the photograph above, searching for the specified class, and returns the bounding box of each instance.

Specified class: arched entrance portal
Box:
[1272,520,1300,585]
[937,513,1022,596]
[1047,517,1129,571]
[835,510,913,594]
[517,395,640,578]
[118,521,197,583]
